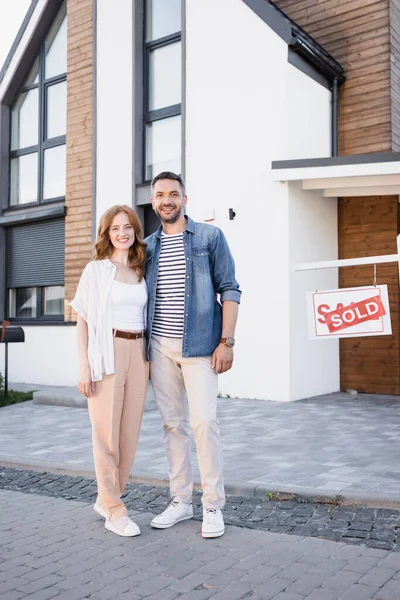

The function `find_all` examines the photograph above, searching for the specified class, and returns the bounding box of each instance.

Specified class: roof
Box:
[1,0,346,92]
[271,152,400,199]
[0,0,40,86]
[243,0,346,85]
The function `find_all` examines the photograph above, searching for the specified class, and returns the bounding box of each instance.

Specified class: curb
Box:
[2,457,400,509]
[32,390,158,411]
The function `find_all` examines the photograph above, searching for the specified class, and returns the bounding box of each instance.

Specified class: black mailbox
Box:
[0,324,25,399]
[0,326,25,344]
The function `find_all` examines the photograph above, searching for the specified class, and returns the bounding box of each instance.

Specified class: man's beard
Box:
[155,205,183,224]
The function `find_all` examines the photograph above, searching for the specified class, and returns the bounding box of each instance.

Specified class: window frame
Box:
[8,9,67,209]
[143,3,182,183]
[8,285,65,323]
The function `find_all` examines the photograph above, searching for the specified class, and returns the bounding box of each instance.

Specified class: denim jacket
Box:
[145,216,241,358]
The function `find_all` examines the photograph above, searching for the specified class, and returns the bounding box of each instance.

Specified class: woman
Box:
[70,205,148,537]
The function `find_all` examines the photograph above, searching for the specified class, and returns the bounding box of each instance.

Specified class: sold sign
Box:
[307,285,392,339]
[324,295,386,333]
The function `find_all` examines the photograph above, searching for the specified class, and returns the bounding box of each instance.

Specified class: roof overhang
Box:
[0,0,63,105]
[271,153,400,197]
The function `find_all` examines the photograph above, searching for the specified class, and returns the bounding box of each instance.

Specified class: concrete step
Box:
[31,383,158,411]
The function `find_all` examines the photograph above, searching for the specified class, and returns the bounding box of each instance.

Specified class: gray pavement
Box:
[2,488,400,600]
[1,389,400,503]
[2,467,400,552]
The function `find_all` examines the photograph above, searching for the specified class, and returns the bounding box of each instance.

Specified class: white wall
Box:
[185,0,336,401]
[287,63,331,159]
[95,0,133,225]
[0,326,79,386]
[288,183,339,400]
[185,0,291,401]
[285,66,338,400]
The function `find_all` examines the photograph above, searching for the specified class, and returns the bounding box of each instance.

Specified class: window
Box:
[144,0,182,181]
[9,286,64,321]
[7,219,65,322]
[10,3,67,206]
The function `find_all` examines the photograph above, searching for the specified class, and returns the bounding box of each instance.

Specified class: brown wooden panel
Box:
[65,0,93,321]
[390,0,400,150]
[337,196,400,394]
[274,0,393,155]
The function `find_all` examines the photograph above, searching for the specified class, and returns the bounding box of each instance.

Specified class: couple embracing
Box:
[70,171,241,539]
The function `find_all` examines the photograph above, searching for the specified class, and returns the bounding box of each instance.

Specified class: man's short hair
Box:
[151,171,186,196]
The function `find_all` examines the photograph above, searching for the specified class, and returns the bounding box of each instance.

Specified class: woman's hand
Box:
[78,365,95,398]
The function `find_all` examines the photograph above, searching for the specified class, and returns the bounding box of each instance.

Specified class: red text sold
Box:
[324,295,386,333]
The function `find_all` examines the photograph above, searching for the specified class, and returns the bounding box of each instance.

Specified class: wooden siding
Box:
[274,0,392,155]
[64,0,93,321]
[390,0,400,151]
[338,196,400,395]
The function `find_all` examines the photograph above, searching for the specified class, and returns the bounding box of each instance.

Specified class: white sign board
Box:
[307,285,392,340]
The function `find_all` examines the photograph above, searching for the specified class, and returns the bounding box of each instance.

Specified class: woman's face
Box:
[109,212,135,251]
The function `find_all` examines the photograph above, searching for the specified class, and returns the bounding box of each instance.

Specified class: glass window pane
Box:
[10,153,38,205]
[45,4,67,79]
[146,115,181,180]
[11,89,39,150]
[146,0,181,41]
[9,288,37,319]
[43,145,66,199]
[149,42,181,111]
[44,286,64,315]
[46,81,67,139]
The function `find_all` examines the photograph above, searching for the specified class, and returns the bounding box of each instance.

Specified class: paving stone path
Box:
[2,487,400,600]
[1,467,399,554]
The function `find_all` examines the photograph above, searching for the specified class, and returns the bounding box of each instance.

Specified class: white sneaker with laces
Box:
[105,515,141,537]
[151,501,193,529]
[202,507,225,538]
[93,502,107,519]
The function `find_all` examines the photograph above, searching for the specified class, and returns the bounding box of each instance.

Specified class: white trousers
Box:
[150,334,225,509]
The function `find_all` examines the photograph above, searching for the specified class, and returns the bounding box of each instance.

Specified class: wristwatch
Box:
[220,337,235,348]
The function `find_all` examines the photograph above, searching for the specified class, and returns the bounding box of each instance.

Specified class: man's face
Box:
[151,179,187,224]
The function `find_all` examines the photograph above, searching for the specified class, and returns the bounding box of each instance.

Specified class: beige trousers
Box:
[150,334,225,509]
[88,335,149,519]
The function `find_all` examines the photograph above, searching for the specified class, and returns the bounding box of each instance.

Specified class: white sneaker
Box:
[151,501,193,529]
[93,502,107,519]
[105,515,141,537]
[202,508,225,538]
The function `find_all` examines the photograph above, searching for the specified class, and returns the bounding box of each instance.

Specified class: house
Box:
[0,0,399,401]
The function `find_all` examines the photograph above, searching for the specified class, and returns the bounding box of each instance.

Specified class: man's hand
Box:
[78,366,96,398]
[211,344,234,374]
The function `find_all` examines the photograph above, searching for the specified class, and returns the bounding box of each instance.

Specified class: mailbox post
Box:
[0,322,25,400]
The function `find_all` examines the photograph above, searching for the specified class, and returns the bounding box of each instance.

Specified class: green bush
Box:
[0,374,34,406]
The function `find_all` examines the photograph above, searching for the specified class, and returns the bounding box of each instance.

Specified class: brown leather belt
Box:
[113,329,145,340]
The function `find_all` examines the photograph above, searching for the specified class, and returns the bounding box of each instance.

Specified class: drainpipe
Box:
[332,77,338,157]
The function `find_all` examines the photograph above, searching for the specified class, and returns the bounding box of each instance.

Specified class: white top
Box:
[111,279,147,331]
[69,260,148,382]
[153,232,186,338]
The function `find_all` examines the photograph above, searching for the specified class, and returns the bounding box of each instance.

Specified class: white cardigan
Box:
[70,259,137,382]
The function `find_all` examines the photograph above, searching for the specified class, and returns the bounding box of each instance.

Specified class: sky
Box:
[0,0,31,72]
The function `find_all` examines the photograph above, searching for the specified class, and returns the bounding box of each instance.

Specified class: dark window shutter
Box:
[7,219,65,288]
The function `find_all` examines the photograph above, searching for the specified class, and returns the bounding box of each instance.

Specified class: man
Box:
[145,171,241,538]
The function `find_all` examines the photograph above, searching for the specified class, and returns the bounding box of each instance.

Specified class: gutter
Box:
[289,35,346,86]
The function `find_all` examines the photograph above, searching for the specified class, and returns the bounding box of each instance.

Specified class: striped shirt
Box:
[153,232,186,338]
